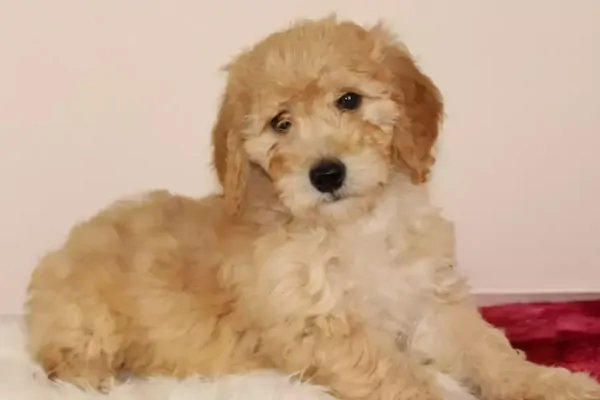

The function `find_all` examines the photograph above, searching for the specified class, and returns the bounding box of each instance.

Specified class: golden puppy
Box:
[26,16,600,400]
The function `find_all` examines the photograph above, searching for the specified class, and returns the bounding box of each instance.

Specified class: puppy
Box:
[26,16,600,400]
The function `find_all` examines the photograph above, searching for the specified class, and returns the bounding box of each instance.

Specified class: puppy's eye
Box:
[270,114,292,133]
[337,92,362,111]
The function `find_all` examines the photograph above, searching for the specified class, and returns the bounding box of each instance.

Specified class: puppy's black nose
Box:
[309,159,346,193]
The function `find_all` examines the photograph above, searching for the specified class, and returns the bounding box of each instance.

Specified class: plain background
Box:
[1,1,599,315]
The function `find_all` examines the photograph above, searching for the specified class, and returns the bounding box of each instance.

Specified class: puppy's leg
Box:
[26,253,124,391]
[33,342,116,391]
[410,299,600,400]
[27,311,122,392]
[262,312,448,400]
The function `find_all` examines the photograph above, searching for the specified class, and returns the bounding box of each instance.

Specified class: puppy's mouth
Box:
[320,179,388,205]
[323,190,348,203]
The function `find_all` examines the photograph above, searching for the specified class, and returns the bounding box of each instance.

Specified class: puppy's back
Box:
[25,190,258,388]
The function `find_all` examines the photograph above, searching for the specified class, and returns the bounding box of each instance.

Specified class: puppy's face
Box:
[212,18,443,221]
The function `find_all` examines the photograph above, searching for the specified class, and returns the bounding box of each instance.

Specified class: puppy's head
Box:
[212,17,443,220]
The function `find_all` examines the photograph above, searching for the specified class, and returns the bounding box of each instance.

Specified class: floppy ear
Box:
[211,85,250,214]
[376,28,444,184]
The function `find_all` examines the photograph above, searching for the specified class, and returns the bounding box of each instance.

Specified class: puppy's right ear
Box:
[212,84,250,215]
[371,24,444,184]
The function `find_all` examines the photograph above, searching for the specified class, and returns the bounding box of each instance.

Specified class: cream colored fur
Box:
[25,16,600,400]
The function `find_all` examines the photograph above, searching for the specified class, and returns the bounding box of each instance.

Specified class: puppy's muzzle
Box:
[309,159,346,193]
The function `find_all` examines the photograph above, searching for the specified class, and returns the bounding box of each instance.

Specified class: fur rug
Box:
[0,317,333,400]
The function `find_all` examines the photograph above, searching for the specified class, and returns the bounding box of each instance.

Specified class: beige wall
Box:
[1,1,599,314]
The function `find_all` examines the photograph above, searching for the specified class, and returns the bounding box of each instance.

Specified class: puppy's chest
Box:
[257,201,451,337]
[328,225,437,336]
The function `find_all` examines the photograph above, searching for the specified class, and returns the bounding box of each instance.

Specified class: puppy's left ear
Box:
[373,25,444,184]
[212,83,250,215]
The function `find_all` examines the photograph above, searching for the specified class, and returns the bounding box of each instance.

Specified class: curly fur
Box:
[25,16,600,400]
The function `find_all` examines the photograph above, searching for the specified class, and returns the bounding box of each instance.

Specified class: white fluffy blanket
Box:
[0,317,333,400]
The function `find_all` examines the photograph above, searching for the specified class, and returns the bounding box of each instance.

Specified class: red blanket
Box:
[480,300,600,380]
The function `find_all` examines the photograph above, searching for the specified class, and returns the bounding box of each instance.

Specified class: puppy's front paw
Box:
[558,371,600,400]
[528,368,600,400]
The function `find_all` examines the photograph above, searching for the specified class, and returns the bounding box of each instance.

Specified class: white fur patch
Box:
[435,372,479,400]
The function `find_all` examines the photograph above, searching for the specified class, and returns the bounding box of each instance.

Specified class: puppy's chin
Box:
[282,187,385,225]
